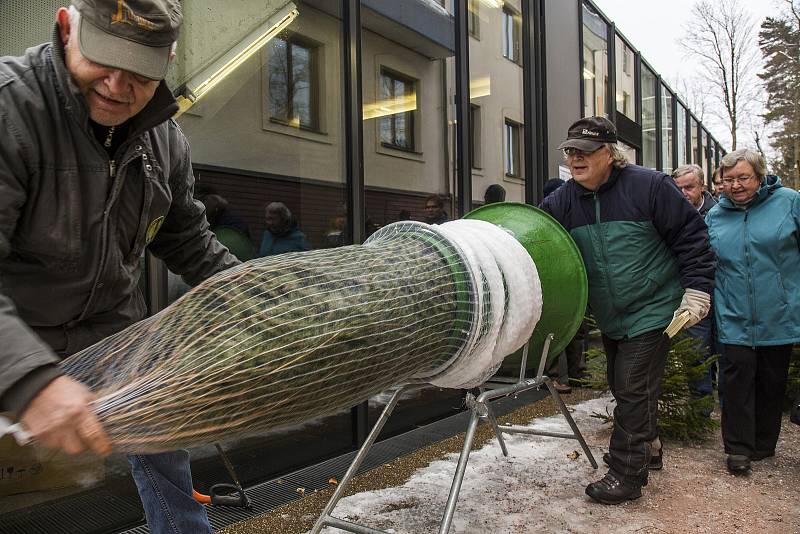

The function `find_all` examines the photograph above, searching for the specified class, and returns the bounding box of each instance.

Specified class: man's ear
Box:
[56,7,71,47]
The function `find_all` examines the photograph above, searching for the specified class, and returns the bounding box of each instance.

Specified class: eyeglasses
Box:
[721,175,756,186]
[562,146,603,158]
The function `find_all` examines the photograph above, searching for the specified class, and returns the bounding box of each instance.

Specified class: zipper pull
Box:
[109,159,116,178]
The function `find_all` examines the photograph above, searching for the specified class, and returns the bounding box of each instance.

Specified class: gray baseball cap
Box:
[73,0,182,80]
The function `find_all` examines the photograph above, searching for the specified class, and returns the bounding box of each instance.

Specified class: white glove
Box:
[664,288,711,338]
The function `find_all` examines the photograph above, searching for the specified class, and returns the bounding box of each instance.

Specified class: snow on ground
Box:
[313,395,657,534]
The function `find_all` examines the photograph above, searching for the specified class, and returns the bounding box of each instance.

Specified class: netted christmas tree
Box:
[60,219,543,453]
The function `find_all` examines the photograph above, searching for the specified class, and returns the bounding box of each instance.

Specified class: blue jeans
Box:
[129,451,212,534]
[686,316,715,404]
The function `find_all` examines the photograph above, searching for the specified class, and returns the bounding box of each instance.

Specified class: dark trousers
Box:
[603,329,671,483]
[720,344,793,457]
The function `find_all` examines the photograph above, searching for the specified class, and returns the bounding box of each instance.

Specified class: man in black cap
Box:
[0,2,236,532]
[540,117,715,504]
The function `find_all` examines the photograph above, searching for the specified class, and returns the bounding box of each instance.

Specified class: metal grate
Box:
[0,0,69,57]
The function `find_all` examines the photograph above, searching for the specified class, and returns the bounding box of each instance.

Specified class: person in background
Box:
[423,194,449,224]
[259,202,311,256]
[197,189,255,261]
[484,184,507,204]
[672,164,718,415]
[712,167,725,199]
[540,117,714,505]
[705,148,800,475]
[0,2,238,532]
[397,209,412,222]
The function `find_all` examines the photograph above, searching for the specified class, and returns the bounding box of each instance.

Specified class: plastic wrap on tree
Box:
[59,217,547,453]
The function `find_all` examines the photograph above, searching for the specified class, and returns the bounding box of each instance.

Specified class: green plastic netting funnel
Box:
[464,202,588,374]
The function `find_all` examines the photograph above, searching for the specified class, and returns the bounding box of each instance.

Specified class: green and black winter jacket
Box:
[540,164,715,340]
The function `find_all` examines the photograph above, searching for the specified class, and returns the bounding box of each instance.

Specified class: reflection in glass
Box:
[502,6,521,64]
[661,86,673,173]
[618,140,637,165]
[615,35,635,120]
[582,3,608,118]
[641,65,657,169]
[379,69,416,150]
[701,130,710,177]
[690,118,699,164]
[268,35,317,129]
[676,103,687,166]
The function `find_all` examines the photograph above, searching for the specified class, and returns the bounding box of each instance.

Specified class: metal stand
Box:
[312,335,597,534]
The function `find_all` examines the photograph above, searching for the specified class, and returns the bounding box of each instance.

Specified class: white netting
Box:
[58,220,541,452]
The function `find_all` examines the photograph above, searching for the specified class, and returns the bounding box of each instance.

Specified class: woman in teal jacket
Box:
[705,148,800,475]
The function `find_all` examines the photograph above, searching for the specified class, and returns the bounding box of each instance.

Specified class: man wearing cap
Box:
[0,1,237,532]
[540,117,715,504]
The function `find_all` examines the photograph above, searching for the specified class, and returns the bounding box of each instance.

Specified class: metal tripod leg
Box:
[479,388,508,457]
[311,385,413,534]
[438,405,482,534]
[543,377,598,469]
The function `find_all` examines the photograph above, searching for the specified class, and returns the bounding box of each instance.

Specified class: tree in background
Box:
[759,0,800,190]
[682,0,761,151]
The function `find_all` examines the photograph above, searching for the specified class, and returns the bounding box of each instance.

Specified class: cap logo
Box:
[111,0,157,31]
[581,129,600,137]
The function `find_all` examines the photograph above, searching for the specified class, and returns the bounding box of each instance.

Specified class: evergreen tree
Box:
[759,3,800,190]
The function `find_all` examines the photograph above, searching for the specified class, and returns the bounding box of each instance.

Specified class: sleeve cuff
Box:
[0,365,63,415]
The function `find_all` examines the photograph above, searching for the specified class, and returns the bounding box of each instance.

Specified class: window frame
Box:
[502,5,522,65]
[266,32,320,132]
[378,67,417,152]
[504,118,522,179]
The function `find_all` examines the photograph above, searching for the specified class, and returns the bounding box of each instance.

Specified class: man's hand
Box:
[20,376,111,457]
[665,288,711,337]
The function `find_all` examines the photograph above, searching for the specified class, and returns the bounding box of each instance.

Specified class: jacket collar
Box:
[49,24,179,141]
[574,165,621,196]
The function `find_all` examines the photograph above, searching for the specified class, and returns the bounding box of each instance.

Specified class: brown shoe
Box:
[551,380,572,394]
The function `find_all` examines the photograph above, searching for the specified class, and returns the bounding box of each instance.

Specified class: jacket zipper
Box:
[109,159,116,178]
[593,192,616,312]
[743,210,756,347]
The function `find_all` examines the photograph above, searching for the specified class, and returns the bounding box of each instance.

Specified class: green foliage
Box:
[759,8,800,190]
[584,334,718,443]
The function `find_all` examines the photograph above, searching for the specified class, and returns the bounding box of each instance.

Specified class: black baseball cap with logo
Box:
[557,116,618,153]
[73,0,182,80]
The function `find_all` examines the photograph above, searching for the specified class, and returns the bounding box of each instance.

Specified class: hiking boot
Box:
[726,454,751,474]
[602,445,663,471]
[585,472,642,505]
[750,450,775,461]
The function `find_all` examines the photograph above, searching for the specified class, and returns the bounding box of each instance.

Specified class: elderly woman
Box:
[705,149,800,475]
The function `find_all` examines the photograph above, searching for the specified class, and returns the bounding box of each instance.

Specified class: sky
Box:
[591,0,780,150]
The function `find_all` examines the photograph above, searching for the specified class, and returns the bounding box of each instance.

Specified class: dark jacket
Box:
[540,164,715,340]
[705,175,800,346]
[0,32,238,414]
[697,190,717,217]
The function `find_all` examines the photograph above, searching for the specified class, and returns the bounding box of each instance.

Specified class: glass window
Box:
[360,0,466,438]
[469,0,479,38]
[617,140,637,164]
[676,103,687,166]
[267,35,318,130]
[661,85,673,173]
[502,6,521,64]
[701,129,710,179]
[615,35,635,121]
[690,117,699,164]
[582,3,609,118]
[641,65,657,169]
[505,119,522,178]
[379,68,417,151]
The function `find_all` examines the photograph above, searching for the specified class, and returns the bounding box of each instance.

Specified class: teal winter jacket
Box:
[705,176,800,346]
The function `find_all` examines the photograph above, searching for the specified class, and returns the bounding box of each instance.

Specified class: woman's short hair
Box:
[719,149,766,181]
